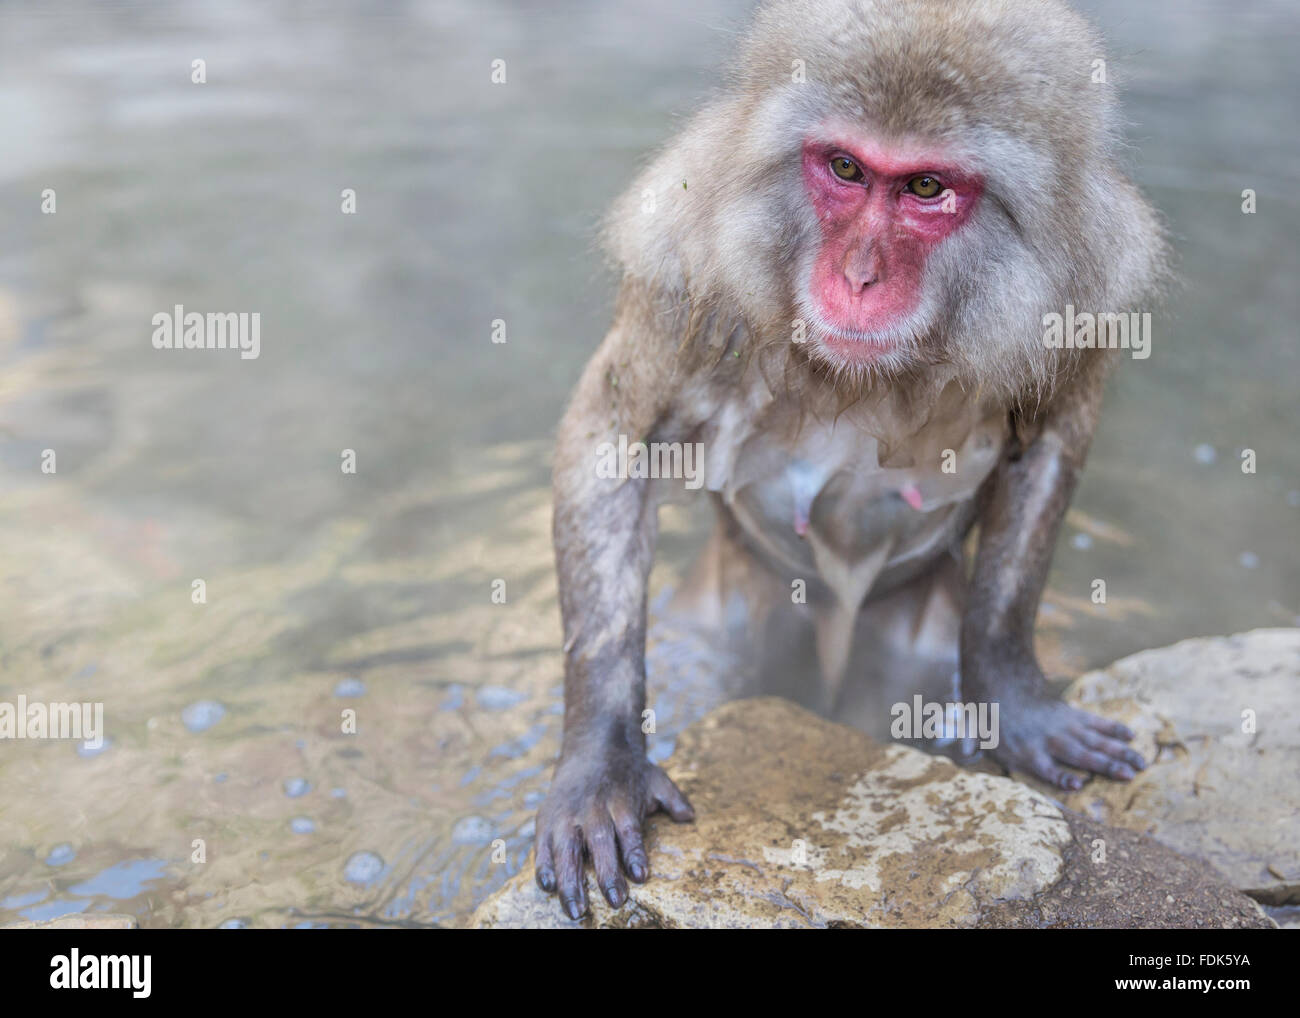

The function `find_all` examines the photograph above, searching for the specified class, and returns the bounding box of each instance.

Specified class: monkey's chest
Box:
[711,407,1006,605]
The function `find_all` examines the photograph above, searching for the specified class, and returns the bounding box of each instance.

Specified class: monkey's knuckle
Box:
[585,823,616,850]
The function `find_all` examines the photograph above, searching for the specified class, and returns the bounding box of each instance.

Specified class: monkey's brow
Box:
[812,135,965,179]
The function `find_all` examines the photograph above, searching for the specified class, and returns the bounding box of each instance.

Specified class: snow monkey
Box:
[536,0,1169,918]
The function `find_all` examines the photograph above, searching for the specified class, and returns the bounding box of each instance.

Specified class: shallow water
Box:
[0,0,1296,927]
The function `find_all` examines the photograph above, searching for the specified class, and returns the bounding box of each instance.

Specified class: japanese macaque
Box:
[536,0,1169,918]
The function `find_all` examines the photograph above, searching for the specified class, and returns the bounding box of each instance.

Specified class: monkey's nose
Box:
[842,244,881,293]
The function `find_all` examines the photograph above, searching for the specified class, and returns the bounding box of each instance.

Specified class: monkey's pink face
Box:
[800,133,983,363]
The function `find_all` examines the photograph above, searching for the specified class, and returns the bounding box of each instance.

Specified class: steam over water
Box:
[0,0,1295,927]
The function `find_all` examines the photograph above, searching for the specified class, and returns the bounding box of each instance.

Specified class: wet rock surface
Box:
[1026,629,1300,907]
[471,697,1272,928]
[2,914,137,930]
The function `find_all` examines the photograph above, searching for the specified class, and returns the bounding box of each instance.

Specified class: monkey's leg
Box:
[835,551,969,747]
[663,497,816,699]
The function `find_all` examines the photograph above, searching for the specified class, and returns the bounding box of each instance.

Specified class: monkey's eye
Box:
[907,175,943,199]
[830,156,864,182]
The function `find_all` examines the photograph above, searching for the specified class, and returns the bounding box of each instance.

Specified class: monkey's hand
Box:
[534,745,693,920]
[964,658,1147,791]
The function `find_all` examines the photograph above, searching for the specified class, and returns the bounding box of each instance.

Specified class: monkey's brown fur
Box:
[538,0,1170,921]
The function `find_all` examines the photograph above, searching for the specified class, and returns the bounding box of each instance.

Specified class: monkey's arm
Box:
[535,283,694,919]
[960,359,1146,789]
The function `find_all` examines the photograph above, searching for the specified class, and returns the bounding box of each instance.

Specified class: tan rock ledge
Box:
[472,696,1272,929]
[1027,627,1300,907]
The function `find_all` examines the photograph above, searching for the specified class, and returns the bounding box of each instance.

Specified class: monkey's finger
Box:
[534,828,557,893]
[555,828,588,921]
[1032,749,1085,791]
[648,770,695,822]
[1073,727,1146,772]
[1049,734,1136,782]
[1078,713,1135,742]
[611,808,650,883]
[585,813,627,908]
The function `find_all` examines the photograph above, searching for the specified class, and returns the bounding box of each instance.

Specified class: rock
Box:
[1031,629,1300,905]
[3,914,138,930]
[471,697,1270,928]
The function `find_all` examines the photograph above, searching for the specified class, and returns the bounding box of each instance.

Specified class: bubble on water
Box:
[343,851,385,885]
[489,723,546,760]
[460,765,483,786]
[77,738,111,758]
[182,700,226,733]
[69,859,167,898]
[290,817,316,835]
[1193,444,1216,465]
[451,816,493,845]
[1070,533,1093,550]
[1239,551,1260,569]
[334,677,366,698]
[17,899,90,923]
[219,918,248,929]
[330,787,347,799]
[284,778,311,798]
[46,843,76,867]
[476,686,526,710]
[2,890,46,910]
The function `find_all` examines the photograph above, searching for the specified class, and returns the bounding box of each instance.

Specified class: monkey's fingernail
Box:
[1112,765,1135,781]
[628,861,648,882]
[536,870,556,892]
[604,885,626,907]
[563,899,585,921]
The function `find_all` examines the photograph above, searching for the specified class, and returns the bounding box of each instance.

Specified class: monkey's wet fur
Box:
[536,0,1170,920]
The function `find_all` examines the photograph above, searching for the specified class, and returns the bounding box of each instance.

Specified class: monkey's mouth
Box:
[795,286,929,368]
[815,325,900,363]
[802,309,914,366]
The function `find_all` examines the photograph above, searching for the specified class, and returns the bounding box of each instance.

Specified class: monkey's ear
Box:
[601,159,697,296]
[599,102,747,300]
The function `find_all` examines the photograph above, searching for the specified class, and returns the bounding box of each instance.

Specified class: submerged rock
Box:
[1031,628,1300,906]
[3,914,137,930]
[471,697,1270,929]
